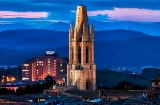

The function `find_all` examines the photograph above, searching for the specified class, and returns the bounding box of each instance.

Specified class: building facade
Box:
[67,6,96,90]
[147,76,160,98]
[22,51,68,84]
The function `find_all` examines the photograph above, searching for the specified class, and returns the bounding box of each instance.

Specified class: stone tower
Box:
[67,6,96,90]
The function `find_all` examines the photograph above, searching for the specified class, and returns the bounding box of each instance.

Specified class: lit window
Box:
[22,78,29,80]
[22,70,29,71]
[23,64,29,66]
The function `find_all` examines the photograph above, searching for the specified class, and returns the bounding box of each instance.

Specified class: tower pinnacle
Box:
[75,6,88,39]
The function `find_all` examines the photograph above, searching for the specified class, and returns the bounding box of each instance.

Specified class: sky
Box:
[0,0,160,28]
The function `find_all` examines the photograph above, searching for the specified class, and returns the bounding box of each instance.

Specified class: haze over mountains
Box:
[0,19,160,36]
[1,29,160,70]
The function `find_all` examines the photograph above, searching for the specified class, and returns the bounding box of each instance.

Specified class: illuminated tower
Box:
[67,6,96,90]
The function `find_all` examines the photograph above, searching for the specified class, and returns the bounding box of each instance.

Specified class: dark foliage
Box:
[0,76,57,95]
[141,68,160,80]
[45,75,56,89]
[98,80,147,90]
[0,88,15,95]
[96,70,150,89]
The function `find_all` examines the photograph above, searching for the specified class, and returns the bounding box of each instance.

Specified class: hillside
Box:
[0,29,160,70]
[41,20,160,35]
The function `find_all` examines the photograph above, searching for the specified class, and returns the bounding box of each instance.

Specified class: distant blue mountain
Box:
[42,20,160,36]
[0,23,35,31]
[43,22,69,31]
[0,20,160,36]
[0,29,160,70]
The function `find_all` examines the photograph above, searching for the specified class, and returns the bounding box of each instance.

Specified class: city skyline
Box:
[0,1,160,104]
[0,0,160,28]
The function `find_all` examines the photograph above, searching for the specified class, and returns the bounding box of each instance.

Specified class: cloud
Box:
[28,19,70,23]
[87,8,160,22]
[0,11,48,18]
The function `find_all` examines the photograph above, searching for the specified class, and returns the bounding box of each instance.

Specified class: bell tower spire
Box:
[67,5,96,90]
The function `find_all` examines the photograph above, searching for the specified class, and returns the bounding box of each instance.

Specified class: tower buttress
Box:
[69,23,73,41]
[90,24,94,64]
[69,24,73,64]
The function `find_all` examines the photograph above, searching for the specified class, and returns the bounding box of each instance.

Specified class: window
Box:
[86,47,89,63]
[79,38,82,42]
[78,47,81,63]
[155,82,158,85]
[72,47,73,63]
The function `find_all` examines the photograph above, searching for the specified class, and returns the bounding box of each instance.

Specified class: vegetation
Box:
[0,75,56,95]
[96,69,160,90]
[140,68,160,80]
[98,80,147,90]
[0,88,15,95]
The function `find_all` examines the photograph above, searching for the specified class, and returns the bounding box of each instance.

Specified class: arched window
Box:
[86,79,91,90]
[78,47,81,63]
[72,47,73,63]
[86,47,89,63]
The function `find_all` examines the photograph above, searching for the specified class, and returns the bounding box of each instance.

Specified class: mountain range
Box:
[0,19,160,36]
[0,29,160,70]
[0,23,35,31]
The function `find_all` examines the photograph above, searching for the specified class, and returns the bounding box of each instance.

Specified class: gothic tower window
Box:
[79,37,82,42]
[86,47,89,63]
[72,47,73,63]
[78,47,81,63]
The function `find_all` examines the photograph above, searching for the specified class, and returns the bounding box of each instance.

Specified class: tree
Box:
[45,75,56,89]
